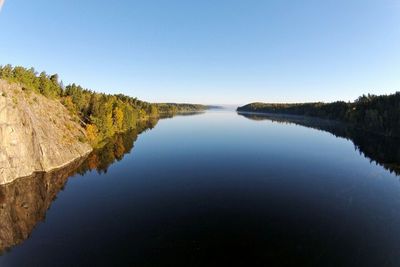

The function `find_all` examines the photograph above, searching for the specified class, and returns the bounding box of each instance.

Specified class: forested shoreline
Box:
[0,65,207,147]
[237,93,400,137]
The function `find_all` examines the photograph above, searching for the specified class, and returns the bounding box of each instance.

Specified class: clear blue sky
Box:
[0,0,399,104]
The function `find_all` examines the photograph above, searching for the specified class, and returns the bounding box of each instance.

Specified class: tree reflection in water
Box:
[77,117,159,175]
[238,112,400,176]
[3,110,398,255]
[0,118,159,254]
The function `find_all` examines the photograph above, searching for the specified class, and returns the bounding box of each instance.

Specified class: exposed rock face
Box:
[0,80,92,184]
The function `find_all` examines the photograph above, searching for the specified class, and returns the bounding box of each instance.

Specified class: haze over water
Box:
[1,110,400,266]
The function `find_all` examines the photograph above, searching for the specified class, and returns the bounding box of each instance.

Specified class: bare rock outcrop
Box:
[0,80,92,184]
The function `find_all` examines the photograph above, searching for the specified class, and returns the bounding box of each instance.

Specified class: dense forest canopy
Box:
[237,93,400,137]
[155,103,209,114]
[0,64,207,147]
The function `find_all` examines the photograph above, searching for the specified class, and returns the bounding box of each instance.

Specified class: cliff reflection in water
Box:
[0,118,159,254]
[238,112,400,176]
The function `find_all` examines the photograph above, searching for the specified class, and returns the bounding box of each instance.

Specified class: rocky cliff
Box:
[0,80,92,185]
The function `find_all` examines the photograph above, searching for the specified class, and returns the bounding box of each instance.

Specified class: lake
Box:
[1,110,400,266]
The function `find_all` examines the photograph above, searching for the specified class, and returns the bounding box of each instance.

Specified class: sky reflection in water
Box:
[1,110,400,266]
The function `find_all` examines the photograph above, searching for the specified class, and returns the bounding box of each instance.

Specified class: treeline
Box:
[0,65,206,147]
[237,93,400,137]
[155,103,208,114]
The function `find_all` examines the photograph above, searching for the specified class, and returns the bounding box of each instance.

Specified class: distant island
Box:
[0,65,209,184]
[237,92,400,138]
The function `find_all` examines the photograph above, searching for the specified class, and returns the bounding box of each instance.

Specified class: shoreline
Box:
[237,110,400,139]
[0,149,92,186]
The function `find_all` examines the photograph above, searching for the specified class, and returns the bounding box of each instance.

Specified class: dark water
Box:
[1,110,400,266]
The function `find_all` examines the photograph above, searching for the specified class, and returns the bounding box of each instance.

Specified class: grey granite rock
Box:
[0,80,92,184]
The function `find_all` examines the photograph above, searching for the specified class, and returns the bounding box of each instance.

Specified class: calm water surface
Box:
[1,110,400,266]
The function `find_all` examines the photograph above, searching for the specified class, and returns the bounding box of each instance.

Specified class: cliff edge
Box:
[0,80,92,185]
